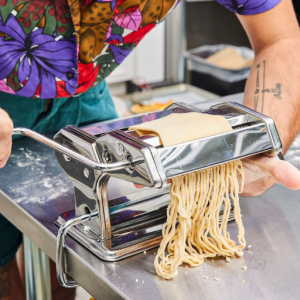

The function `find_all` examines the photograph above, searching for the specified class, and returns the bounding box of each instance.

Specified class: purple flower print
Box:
[0,14,78,98]
[109,45,132,64]
[215,0,281,15]
[84,0,116,11]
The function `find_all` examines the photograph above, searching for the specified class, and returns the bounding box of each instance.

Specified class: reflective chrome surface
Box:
[12,102,283,281]
[93,101,282,186]
[95,131,164,188]
[160,123,272,178]
[52,102,282,278]
[1,94,300,300]
[221,102,282,154]
[80,103,193,136]
[56,211,98,288]
[23,236,51,300]
[55,204,234,262]
[12,128,142,172]
[54,127,104,234]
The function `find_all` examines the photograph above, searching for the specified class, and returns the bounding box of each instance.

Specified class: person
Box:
[1,0,300,299]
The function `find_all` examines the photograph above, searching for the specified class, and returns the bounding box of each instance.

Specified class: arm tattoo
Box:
[254,61,283,113]
[0,261,12,298]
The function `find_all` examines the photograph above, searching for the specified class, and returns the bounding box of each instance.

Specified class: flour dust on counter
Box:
[5,146,71,205]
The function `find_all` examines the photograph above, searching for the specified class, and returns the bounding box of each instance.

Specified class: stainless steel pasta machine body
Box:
[12,101,282,287]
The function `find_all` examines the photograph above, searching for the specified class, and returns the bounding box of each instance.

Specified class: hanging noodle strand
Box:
[154,160,245,279]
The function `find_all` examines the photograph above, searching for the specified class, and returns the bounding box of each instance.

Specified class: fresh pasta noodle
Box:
[129,112,246,279]
[154,161,245,279]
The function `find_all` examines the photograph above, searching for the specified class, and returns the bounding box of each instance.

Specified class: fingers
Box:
[252,155,300,190]
[0,108,13,169]
[240,176,276,197]
[267,158,300,190]
[0,142,12,168]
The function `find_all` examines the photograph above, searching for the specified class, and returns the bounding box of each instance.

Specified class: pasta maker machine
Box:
[12,101,282,287]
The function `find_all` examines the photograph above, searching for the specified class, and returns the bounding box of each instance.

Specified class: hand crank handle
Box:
[12,128,144,172]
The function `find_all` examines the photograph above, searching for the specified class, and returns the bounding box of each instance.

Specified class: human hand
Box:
[0,108,13,168]
[240,154,300,197]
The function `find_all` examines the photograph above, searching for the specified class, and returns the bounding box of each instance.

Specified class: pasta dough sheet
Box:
[129,112,232,147]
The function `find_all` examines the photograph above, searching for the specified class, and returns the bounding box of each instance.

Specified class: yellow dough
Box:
[129,112,232,147]
[206,47,251,70]
[131,112,246,279]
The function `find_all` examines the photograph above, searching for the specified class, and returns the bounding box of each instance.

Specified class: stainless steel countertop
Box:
[1,94,300,300]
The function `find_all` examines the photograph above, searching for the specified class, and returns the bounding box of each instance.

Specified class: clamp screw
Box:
[126,155,135,170]
[63,154,71,162]
[118,143,124,152]
[83,168,89,178]
[104,150,112,163]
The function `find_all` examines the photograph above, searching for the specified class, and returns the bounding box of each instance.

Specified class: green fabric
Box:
[1,80,118,135]
[0,218,22,267]
[0,80,117,266]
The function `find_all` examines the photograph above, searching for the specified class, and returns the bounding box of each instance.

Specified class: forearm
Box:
[238,0,300,154]
[243,39,300,154]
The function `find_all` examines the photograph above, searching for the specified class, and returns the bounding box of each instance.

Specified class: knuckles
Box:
[0,109,13,169]
[241,176,276,197]
[0,114,13,138]
[0,155,9,168]
[0,149,11,169]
